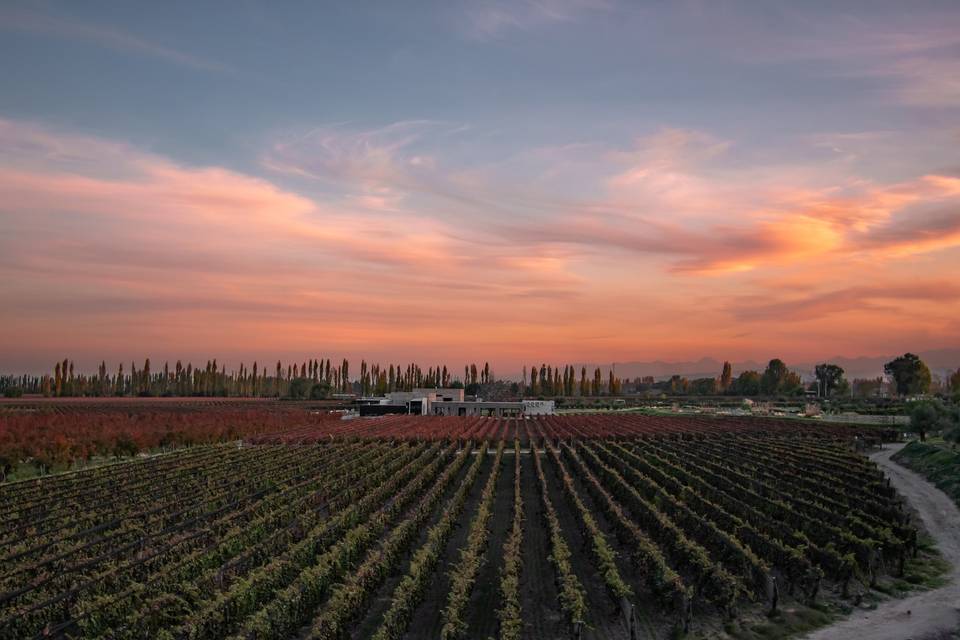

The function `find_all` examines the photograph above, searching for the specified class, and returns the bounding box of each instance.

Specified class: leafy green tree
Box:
[908,399,957,442]
[309,381,332,400]
[852,376,882,398]
[665,374,688,394]
[288,377,312,400]
[733,370,761,395]
[814,363,846,397]
[884,353,932,396]
[760,359,789,395]
[944,404,960,449]
[949,368,960,396]
[945,427,960,449]
[834,378,851,397]
[782,371,804,395]
[690,377,717,395]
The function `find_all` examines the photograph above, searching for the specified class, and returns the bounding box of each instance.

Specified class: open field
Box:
[0,408,940,640]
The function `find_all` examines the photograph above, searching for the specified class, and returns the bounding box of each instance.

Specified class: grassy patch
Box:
[900,551,951,590]
[892,441,960,507]
[720,606,835,640]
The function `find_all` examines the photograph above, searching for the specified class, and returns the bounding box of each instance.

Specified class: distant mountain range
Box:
[569,348,960,382]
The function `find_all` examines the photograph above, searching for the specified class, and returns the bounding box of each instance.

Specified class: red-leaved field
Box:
[0,403,933,640]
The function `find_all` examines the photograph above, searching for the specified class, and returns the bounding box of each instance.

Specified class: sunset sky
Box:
[2,1,959,375]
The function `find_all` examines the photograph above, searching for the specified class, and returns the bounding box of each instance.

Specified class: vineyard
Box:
[248,412,887,443]
[0,412,931,639]
[0,401,330,478]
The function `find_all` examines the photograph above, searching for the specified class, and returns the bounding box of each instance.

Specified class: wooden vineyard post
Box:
[768,575,779,614]
[872,545,886,587]
[806,571,821,604]
[620,597,640,639]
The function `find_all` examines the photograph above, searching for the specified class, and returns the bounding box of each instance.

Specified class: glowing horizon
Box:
[2,2,959,374]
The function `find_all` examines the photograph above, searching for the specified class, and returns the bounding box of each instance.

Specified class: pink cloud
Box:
[544,131,960,273]
[3,117,960,370]
[1,119,597,370]
[728,283,960,323]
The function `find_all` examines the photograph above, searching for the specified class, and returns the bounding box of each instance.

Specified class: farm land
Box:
[0,400,948,640]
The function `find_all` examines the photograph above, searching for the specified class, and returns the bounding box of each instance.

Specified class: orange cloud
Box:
[2,118,959,372]
[727,282,960,322]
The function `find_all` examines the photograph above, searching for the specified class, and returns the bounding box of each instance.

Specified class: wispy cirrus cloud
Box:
[728,282,960,323]
[874,56,960,107]
[264,121,960,276]
[262,120,452,211]
[0,7,231,73]
[782,17,960,107]
[457,0,611,39]
[662,5,960,108]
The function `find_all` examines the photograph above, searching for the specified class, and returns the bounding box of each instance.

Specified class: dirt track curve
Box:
[804,442,960,640]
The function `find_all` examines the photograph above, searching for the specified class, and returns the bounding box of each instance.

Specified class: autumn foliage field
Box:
[0,400,336,477]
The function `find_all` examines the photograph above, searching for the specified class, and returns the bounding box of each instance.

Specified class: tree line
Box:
[1,352,956,400]
[3,358,482,400]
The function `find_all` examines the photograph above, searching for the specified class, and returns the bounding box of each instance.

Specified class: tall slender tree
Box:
[720,361,733,391]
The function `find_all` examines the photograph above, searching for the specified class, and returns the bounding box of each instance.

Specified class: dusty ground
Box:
[803,442,960,640]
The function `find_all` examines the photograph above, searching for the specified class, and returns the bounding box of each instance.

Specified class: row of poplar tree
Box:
[6,358,630,398]
[7,358,508,398]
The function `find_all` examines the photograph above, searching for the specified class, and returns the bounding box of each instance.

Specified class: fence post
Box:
[620,597,636,638]
[769,575,779,614]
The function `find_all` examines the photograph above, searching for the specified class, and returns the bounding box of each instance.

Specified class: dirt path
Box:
[804,442,960,640]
